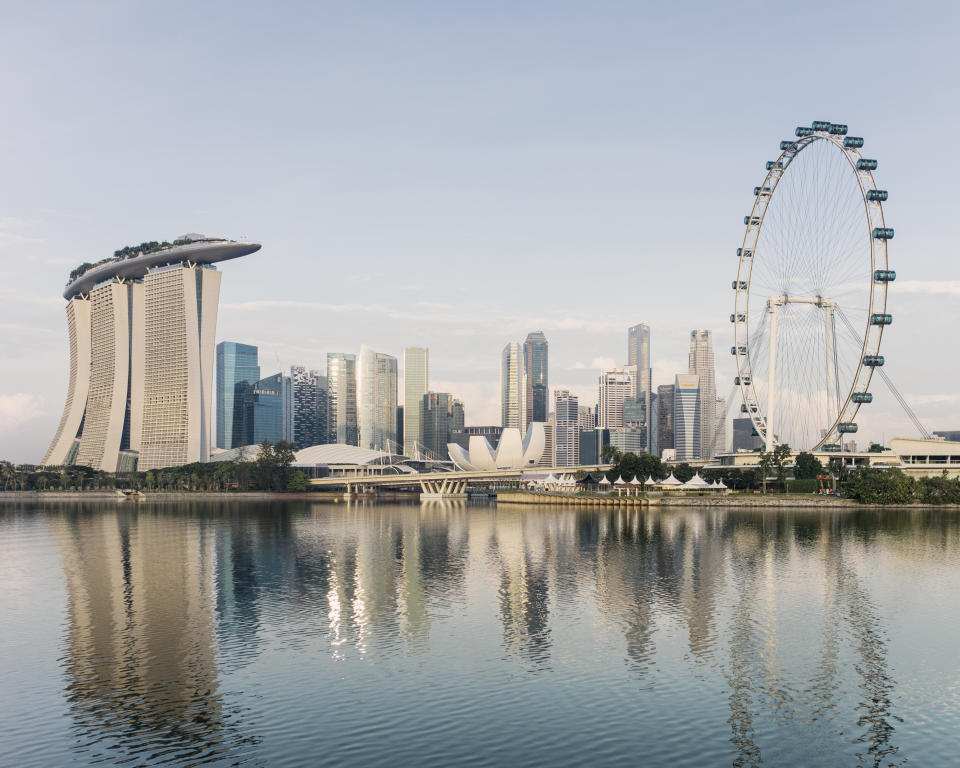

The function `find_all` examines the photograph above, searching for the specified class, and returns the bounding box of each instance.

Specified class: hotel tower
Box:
[43,235,260,472]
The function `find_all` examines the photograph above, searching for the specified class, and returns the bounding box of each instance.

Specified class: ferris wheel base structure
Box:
[731,120,895,452]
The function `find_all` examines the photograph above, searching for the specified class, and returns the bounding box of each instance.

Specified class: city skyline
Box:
[2,2,958,462]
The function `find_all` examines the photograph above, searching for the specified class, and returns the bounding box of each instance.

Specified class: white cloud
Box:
[0,393,44,431]
[895,280,960,296]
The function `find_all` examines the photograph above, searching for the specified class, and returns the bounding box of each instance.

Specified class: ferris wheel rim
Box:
[732,125,891,452]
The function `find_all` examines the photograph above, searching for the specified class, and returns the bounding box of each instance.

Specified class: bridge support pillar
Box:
[420,476,469,501]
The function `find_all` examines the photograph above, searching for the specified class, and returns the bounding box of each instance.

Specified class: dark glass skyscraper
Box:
[523,331,548,426]
[291,366,327,449]
[422,392,465,457]
[216,342,260,449]
[251,373,284,445]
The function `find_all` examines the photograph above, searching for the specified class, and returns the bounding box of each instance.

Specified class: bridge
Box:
[309,465,611,499]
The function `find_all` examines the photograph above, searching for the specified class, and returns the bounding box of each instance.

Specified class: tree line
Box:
[598,446,960,503]
[1,440,312,493]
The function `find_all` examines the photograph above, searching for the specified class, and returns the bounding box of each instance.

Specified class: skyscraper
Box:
[578,405,595,433]
[688,330,716,460]
[291,366,327,449]
[251,372,284,444]
[538,420,556,467]
[554,390,580,467]
[281,374,293,443]
[44,236,260,471]
[657,383,675,456]
[357,346,398,451]
[421,392,464,457]
[326,352,358,445]
[501,342,525,430]
[714,395,728,455]
[674,374,701,461]
[598,368,634,429]
[733,417,762,451]
[523,331,548,426]
[627,323,653,451]
[216,342,260,449]
[402,347,429,454]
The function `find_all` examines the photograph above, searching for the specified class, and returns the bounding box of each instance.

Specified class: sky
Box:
[1,0,958,462]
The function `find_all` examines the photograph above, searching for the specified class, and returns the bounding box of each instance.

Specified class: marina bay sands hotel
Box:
[43,235,261,472]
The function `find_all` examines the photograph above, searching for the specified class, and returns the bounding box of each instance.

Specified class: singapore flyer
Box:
[731,120,894,452]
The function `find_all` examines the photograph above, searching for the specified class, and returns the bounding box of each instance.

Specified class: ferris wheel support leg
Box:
[766,299,778,452]
[824,302,837,435]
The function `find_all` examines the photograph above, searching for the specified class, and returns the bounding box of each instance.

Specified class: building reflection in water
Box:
[57,505,235,765]
[52,500,959,765]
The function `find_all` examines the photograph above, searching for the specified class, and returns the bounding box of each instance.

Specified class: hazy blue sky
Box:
[2,0,958,462]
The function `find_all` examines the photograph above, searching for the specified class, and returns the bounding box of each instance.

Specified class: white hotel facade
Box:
[43,236,260,472]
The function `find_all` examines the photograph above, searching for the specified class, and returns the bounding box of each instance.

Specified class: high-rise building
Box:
[357,346,398,451]
[714,395,728,454]
[281,374,293,443]
[523,331,548,427]
[44,236,260,471]
[326,353,358,445]
[216,342,260,449]
[609,429,646,454]
[251,373,284,444]
[554,390,580,467]
[402,347,429,454]
[538,420,556,467]
[501,342,525,430]
[578,405,595,433]
[421,392,464,457]
[598,368,634,429]
[627,323,653,452]
[657,384,675,456]
[733,417,762,451]
[674,374,701,461]
[688,330,716,460]
[291,366,327,449]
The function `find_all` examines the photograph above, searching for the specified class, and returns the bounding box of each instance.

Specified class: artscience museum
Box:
[447,423,545,470]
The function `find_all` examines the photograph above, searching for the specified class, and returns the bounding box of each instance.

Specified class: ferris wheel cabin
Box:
[873,227,895,240]
[874,269,896,282]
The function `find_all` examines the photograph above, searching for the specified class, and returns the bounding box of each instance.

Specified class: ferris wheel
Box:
[732,121,895,452]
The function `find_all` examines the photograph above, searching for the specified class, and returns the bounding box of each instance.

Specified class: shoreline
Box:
[0,489,957,510]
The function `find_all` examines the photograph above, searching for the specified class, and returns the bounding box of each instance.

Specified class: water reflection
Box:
[57,509,231,764]
[26,501,960,766]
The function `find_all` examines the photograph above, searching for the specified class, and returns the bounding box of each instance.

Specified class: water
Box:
[1,501,959,767]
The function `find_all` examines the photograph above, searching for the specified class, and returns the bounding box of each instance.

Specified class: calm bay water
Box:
[1,501,959,767]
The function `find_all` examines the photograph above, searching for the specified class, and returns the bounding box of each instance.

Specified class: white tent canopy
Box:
[644,475,657,487]
[614,475,626,485]
[680,473,712,490]
[659,473,682,487]
[599,476,612,486]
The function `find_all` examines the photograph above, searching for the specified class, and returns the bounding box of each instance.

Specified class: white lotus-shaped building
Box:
[447,423,546,471]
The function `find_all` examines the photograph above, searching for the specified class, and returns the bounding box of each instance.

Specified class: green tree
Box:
[274,440,297,490]
[672,463,695,483]
[843,467,915,504]
[916,472,960,504]
[758,451,774,493]
[601,445,622,464]
[287,470,310,492]
[793,451,823,480]
[868,442,886,453]
[772,443,791,490]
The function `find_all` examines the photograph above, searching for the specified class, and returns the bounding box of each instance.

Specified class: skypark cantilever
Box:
[63,238,261,299]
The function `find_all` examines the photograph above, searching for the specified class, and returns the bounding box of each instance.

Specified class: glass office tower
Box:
[216,342,260,449]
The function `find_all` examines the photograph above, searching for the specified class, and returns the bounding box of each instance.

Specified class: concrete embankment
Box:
[494,490,948,509]
[0,490,352,502]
